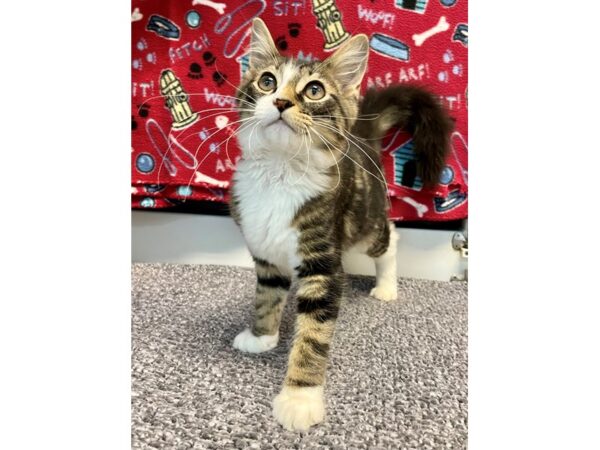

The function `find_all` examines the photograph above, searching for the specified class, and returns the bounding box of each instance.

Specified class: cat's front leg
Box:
[272,250,343,431]
[233,257,291,353]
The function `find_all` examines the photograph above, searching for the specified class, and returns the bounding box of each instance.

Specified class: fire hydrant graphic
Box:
[311,0,350,50]
[160,69,198,130]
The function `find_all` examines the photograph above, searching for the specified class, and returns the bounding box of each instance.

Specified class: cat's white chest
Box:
[233,158,327,274]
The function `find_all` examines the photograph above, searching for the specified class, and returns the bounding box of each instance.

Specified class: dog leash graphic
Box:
[145,118,199,177]
[450,131,468,185]
[214,0,266,58]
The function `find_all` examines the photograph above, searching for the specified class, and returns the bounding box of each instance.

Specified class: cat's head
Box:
[235,18,368,160]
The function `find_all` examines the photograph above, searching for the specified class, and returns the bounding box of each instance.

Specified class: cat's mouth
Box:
[266,117,296,132]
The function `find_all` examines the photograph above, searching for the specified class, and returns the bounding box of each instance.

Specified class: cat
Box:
[228,18,452,431]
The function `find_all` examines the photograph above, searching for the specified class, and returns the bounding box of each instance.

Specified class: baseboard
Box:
[132,211,467,282]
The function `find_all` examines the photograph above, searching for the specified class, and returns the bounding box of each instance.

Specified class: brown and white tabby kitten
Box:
[229,18,452,431]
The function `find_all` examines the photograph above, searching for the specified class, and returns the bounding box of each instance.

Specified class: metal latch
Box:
[452,231,468,258]
[450,225,468,281]
[450,269,468,282]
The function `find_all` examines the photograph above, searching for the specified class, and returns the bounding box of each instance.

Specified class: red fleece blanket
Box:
[131,0,468,221]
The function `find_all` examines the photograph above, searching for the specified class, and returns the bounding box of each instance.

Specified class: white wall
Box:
[132,211,467,282]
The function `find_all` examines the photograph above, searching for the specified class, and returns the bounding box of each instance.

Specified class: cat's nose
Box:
[274,98,294,112]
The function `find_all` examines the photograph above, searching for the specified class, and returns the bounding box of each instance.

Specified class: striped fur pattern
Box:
[229,19,452,431]
[252,257,290,336]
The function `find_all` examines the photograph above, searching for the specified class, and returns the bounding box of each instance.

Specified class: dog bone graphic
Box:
[131,7,143,22]
[194,170,229,188]
[401,196,428,218]
[192,0,227,15]
[413,16,449,47]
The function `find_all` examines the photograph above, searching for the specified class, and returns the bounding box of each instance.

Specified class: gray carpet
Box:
[132,263,467,449]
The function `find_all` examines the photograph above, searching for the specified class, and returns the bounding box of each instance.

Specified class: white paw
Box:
[272,386,325,431]
[370,285,398,301]
[232,328,278,353]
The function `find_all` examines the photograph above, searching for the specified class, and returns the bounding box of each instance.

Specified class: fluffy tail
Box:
[355,85,453,187]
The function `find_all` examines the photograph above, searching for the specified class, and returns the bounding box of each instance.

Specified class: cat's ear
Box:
[326,34,369,93]
[248,18,279,70]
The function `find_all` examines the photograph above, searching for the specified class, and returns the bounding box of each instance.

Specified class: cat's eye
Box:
[258,73,277,92]
[303,81,326,100]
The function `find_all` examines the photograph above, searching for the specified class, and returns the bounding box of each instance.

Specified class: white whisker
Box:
[311,127,341,192]
[312,113,381,122]
[154,116,255,187]
[181,118,258,193]
[137,93,255,112]
[290,126,311,186]
[312,120,391,209]
[247,119,263,160]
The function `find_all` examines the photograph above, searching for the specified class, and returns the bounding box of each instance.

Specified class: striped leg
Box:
[272,246,343,431]
[233,258,291,353]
